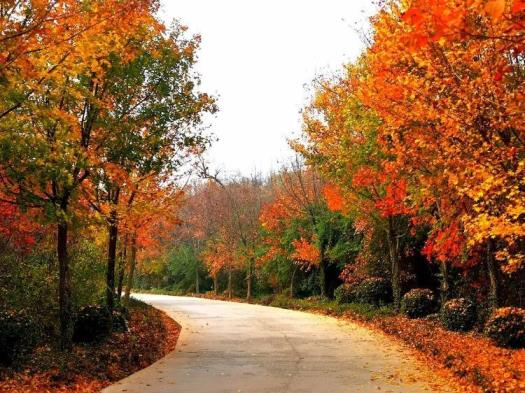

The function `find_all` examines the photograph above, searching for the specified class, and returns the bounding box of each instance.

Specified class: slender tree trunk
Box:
[486,239,499,310]
[319,243,327,298]
[246,259,253,301]
[57,218,73,351]
[387,217,401,311]
[228,266,233,299]
[117,235,128,302]
[290,265,297,298]
[106,208,118,313]
[440,261,450,305]
[319,260,327,298]
[124,235,137,305]
[195,264,200,294]
[214,275,219,295]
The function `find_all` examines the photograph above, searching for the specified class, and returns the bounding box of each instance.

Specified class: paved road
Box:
[104,295,453,393]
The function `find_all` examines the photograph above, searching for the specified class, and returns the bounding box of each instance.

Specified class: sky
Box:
[160,0,376,176]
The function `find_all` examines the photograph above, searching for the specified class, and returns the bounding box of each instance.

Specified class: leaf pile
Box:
[0,300,180,393]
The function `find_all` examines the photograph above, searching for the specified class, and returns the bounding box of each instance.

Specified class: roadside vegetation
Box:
[0,299,180,393]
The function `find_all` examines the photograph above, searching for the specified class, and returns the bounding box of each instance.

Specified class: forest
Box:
[140,0,525,319]
[0,0,524,392]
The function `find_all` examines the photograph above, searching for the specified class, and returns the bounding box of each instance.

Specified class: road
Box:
[103,294,454,393]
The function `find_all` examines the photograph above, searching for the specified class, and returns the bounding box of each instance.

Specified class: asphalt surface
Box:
[103,294,453,393]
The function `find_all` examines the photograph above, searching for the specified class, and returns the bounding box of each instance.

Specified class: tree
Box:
[81,24,215,312]
[0,0,161,350]
[294,67,412,308]
[259,162,356,298]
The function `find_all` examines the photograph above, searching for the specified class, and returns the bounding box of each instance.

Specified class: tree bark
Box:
[57,218,73,351]
[214,274,219,295]
[124,235,137,305]
[486,239,499,310]
[387,217,401,311]
[195,264,200,294]
[106,208,118,313]
[116,235,127,302]
[246,259,253,301]
[440,261,450,305]
[290,265,297,298]
[319,259,327,298]
[228,266,233,299]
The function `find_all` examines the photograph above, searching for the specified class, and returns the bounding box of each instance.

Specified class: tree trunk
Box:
[57,219,73,351]
[106,208,118,313]
[124,235,137,305]
[214,275,219,295]
[116,235,128,302]
[246,259,253,301]
[319,260,327,298]
[195,264,200,294]
[486,239,499,310]
[440,261,450,305]
[387,217,401,311]
[290,265,297,298]
[319,242,327,298]
[228,266,232,299]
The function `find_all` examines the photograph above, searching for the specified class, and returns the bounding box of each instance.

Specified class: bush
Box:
[334,283,357,304]
[73,305,112,343]
[401,288,436,318]
[0,310,37,365]
[112,309,129,333]
[270,294,293,308]
[484,307,525,349]
[354,277,392,306]
[258,294,276,306]
[440,298,477,332]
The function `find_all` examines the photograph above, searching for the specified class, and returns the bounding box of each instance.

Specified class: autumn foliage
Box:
[2,0,525,392]
[0,0,213,380]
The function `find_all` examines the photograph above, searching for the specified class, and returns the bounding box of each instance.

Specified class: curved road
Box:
[104,295,453,393]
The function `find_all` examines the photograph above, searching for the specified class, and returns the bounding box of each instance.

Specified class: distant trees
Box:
[136,164,359,300]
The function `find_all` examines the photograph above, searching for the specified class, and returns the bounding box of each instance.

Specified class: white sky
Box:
[160,0,375,176]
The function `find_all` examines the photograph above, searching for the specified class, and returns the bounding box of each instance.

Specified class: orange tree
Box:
[197,176,264,299]
[120,174,184,304]
[360,0,525,306]
[259,163,359,298]
[294,65,415,308]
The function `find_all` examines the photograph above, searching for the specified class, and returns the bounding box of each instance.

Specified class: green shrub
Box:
[401,288,436,318]
[270,293,293,308]
[258,294,276,306]
[354,277,392,306]
[0,310,38,365]
[73,305,112,343]
[484,307,525,349]
[344,303,396,320]
[334,283,357,304]
[440,298,477,332]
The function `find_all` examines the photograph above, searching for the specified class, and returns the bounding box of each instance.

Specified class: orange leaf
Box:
[485,0,506,19]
